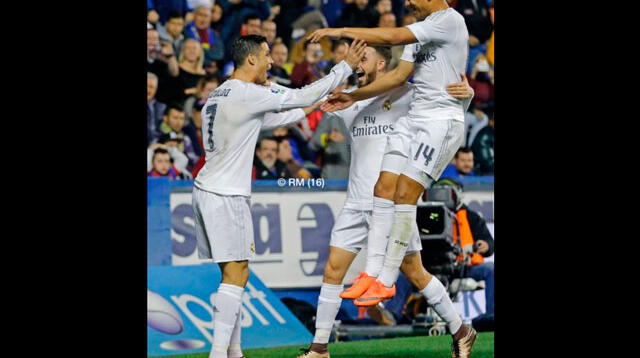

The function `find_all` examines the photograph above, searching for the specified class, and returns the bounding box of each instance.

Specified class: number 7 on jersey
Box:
[205,104,217,152]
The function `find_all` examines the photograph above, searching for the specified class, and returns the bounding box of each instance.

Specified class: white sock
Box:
[227,292,244,358]
[364,197,395,277]
[313,283,344,344]
[210,284,244,358]
[420,276,462,334]
[378,205,416,287]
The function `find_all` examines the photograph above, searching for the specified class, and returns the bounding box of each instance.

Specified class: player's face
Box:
[153,153,172,175]
[256,42,273,83]
[356,47,381,87]
[257,140,278,168]
[455,152,474,174]
[165,109,186,132]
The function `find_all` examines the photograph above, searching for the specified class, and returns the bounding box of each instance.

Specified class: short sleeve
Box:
[406,13,456,45]
[400,44,415,63]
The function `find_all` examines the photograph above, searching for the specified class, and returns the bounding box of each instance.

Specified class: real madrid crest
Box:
[383,100,392,111]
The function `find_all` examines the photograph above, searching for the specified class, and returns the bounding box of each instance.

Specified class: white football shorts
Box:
[330,207,422,255]
[381,117,465,187]
[192,186,255,263]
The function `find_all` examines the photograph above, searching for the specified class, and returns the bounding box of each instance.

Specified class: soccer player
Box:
[308,0,478,356]
[297,45,474,358]
[192,34,366,358]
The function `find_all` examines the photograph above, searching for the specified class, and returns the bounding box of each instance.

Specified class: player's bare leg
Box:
[299,247,357,358]
[210,261,249,358]
[400,253,477,358]
[341,171,399,298]
[356,174,426,307]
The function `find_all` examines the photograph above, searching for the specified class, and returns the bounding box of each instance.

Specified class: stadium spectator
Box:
[147,72,167,146]
[470,114,494,175]
[441,147,476,180]
[148,28,179,104]
[219,0,271,53]
[159,105,200,167]
[157,11,186,55]
[465,108,489,147]
[468,54,494,112]
[378,11,396,28]
[322,38,350,75]
[147,146,192,180]
[148,28,180,80]
[270,126,315,166]
[261,19,278,46]
[377,12,403,69]
[272,0,309,47]
[309,111,351,180]
[252,137,310,180]
[178,39,207,95]
[336,0,379,28]
[210,2,224,33]
[148,0,193,25]
[402,12,417,26]
[486,1,494,66]
[291,40,324,88]
[185,5,225,71]
[243,13,263,36]
[374,0,393,16]
[184,73,221,123]
[268,41,292,87]
[454,0,493,45]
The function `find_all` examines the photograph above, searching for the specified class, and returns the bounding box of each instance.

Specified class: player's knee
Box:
[394,181,423,204]
[323,260,346,284]
[374,178,395,200]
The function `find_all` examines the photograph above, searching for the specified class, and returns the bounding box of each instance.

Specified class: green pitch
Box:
[153,332,494,358]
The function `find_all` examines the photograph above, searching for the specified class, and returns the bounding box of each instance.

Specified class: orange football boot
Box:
[339,272,377,299]
[354,279,396,307]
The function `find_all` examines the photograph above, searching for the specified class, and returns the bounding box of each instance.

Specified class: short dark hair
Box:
[257,137,279,151]
[164,103,184,117]
[454,146,473,158]
[167,11,183,21]
[331,38,351,52]
[152,148,172,162]
[231,35,268,68]
[244,13,260,24]
[371,46,392,69]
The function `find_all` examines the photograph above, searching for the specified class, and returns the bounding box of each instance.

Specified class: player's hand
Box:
[303,101,323,115]
[321,92,355,112]
[344,38,367,69]
[446,73,474,99]
[476,240,489,255]
[307,27,344,43]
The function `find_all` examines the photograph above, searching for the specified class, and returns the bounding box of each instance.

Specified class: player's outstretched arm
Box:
[277,39,367,110]
[308,27,417,46]
[261,102,323,130]
[322,59,414,112]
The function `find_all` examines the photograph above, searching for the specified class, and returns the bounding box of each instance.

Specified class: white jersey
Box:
[402,8,469,122]
[194,61,354,196]
[328,83,414,211]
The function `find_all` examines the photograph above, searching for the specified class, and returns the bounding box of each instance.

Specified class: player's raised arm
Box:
[308,27,417,46]
[322,59,414,112]
[261,101,323,130]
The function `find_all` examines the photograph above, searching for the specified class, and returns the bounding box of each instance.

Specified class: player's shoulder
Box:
[207,79,243,101]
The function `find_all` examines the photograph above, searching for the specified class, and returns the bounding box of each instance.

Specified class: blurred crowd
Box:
[147,0,494,181]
